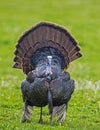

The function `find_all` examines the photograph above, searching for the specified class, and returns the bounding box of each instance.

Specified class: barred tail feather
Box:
[13,22,82,74]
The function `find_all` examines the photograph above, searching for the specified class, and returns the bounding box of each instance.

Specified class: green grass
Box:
[0,0,100,129]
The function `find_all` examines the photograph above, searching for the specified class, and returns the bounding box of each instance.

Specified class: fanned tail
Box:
[13,22,82,74]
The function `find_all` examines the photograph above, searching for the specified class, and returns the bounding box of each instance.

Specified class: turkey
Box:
[13,22,82,124]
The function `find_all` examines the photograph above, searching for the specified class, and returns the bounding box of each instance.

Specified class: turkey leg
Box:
[38,107,43,123]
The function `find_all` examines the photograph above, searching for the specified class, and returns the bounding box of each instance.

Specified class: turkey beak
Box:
[45,56,52,76]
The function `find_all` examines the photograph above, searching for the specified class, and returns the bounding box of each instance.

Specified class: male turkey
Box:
[13,22,82,124]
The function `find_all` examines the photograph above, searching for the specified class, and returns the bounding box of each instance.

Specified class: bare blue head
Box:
[31,47,65,70]
[46,56,52,66]
[46,56,52,76]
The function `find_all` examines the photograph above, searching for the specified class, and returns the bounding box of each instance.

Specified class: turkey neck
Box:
[30,47,65,79]
[31,47,65,70]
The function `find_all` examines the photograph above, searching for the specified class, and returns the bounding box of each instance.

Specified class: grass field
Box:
[0,0,100,129]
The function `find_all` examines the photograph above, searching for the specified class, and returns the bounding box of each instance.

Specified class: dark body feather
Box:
[21,47,74,107]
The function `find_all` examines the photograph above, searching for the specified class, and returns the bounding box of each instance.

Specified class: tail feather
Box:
[71,52,82,61]
[13,22,82,74]
[13,62,22,69]
[69,47,80,58]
